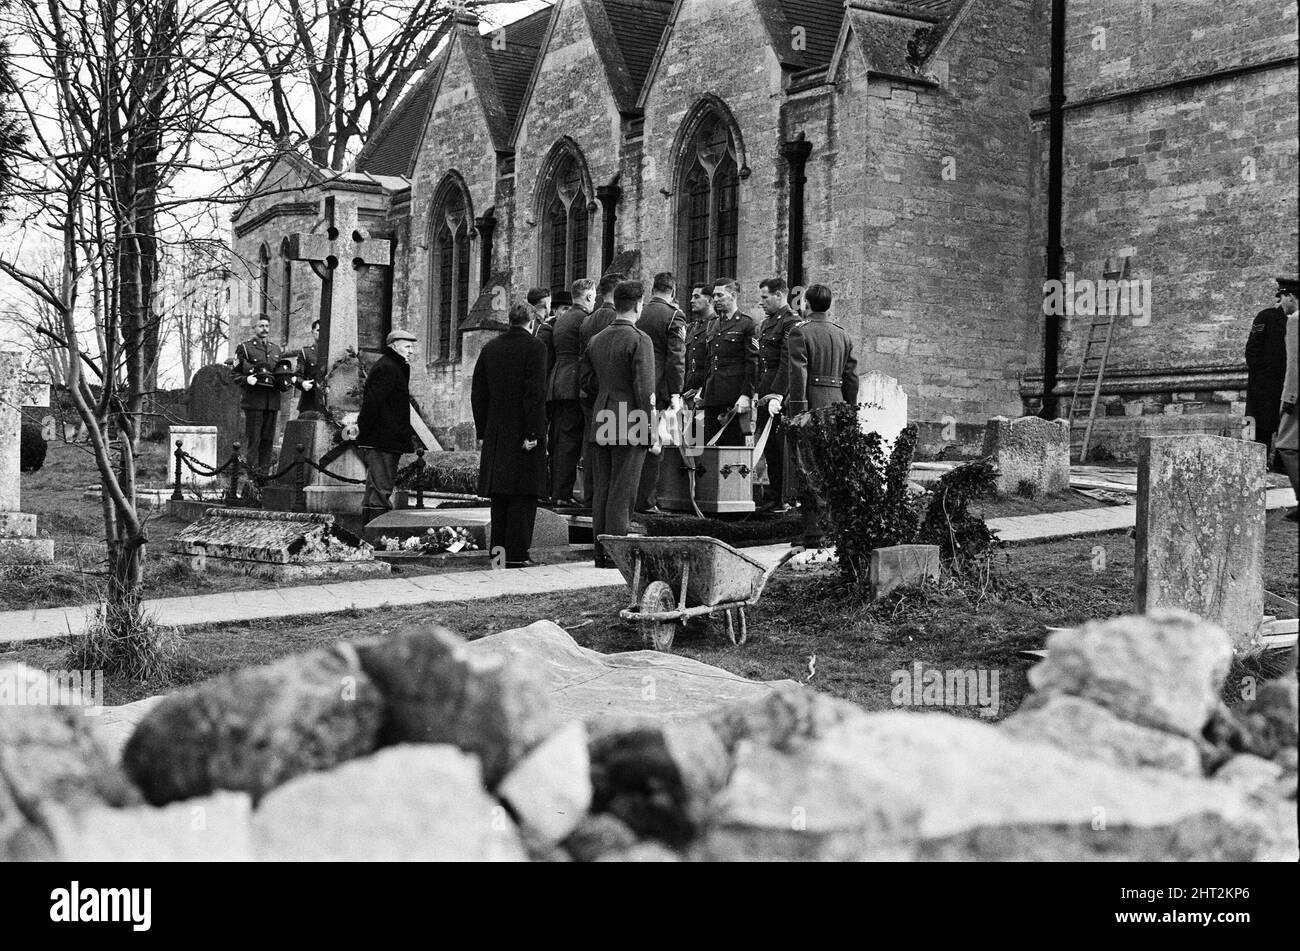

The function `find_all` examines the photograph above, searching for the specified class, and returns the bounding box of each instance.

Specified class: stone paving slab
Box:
[3,489,1295,644]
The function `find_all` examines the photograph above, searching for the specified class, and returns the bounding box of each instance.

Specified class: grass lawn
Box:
[4,513,1294,715]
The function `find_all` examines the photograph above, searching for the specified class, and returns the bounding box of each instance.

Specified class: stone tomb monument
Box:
[0,351,54,565]
[1134,435,1265,647]
[171,507,389,581]
[982,415,1071,496]
[363,506,571,555]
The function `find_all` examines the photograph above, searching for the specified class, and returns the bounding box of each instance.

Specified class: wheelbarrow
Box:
[599,534,799,651]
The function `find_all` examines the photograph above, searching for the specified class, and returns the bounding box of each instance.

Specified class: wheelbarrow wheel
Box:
[639,580,679,652]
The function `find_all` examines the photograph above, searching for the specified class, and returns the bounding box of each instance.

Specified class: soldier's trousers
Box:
[489,494,538,565]
[548,399,583,502]
[591,443,646,564]
[636,446,661,511]
[243,409,278,475]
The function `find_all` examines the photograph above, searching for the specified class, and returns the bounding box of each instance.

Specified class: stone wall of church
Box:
[1023,0,1299,451]
[638,0,788,298]
[511,0,623,293]
[229,160,322,358]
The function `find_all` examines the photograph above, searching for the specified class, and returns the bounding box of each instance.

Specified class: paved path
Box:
[3,487,1295,644]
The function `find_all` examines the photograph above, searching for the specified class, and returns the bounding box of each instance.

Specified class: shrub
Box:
[20,420,47,471]
[917,458,1001,568]
[398,450,481,496]
[66,589,184,683]
[791,404,922,585]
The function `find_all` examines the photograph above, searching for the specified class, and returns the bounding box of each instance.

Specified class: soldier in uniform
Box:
[293,319,324,415]
[767,283,859,549]
[683,281,715,396]
[578,272,624,505]
[579,281,655,568]
[546,278,596,505]
[233,316,285,475]
[1245,276,1297,457]
[634,271,686,514]
[701,277,759,445]
[755,277,801,510]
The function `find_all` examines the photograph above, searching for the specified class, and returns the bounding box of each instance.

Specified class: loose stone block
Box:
[1135,435,1265,646]
[169,425,219,487]
[982,415,1071,496]
[869,544,940,599]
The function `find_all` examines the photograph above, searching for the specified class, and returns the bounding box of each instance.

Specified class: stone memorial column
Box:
[1135,434,1265,647]
[0,350,55,564]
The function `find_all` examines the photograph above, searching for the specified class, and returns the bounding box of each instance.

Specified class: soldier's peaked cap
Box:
[1275,276,1299,295]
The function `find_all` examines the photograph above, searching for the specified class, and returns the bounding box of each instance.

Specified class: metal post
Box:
[294,443,307,511]
[228,442,241,503]
[171,439,184,501]
[1042,0,1067,419]
[415,448,426,509]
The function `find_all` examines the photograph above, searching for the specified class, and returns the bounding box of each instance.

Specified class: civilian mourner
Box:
[1244,275,1297,457]
[701,277,759,445]
[233,316,285,475]
[580,280,656,568]
[293,319,324,415]
[768,283,860,549]
[357,329,418,525]
[526,287,551,337]
[1275,279,1299,520]
[634,271,686,514]
[546,278,596,505]
[473,304,549,566]
[755,276,801,511]
[578,272,624,505]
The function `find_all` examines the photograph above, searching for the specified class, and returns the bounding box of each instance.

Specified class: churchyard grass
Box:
[3,513,1293,710]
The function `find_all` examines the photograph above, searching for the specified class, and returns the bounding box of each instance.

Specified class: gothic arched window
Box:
[428,177,473,362]
[537,148,590,295]
[677,112,740,288]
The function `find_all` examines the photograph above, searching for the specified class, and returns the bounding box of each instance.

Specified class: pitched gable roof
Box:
[602,0,675,94]
[354,50,448,178]
[775,0,847,69]
[839,0,965,82]
[482,5,555,129]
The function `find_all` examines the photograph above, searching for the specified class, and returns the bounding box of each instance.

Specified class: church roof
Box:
[603,0,675,95]
[775,0,847,69]
[354,51,448,179]
[482,5,555,129]
[840,0,965,81]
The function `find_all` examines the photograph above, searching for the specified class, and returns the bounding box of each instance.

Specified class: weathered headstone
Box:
[0,351,54,565]
[869,544,940,599]
[186,363,244,460]
[982,415,1071,496]
[1135,435,1265,647]
[170,507,389,581]
[168,425,218,487]
[857,372,908,450]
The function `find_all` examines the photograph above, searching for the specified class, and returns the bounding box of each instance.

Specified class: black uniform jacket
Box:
[636,298,687,406]
[579,318,656,447]
[233,337,285,411]
[701,311,759,407]
[547,304,589,402]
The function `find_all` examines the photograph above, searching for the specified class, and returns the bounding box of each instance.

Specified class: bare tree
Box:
[0,0,252,660]
[157,237,230,386]
[218,0,514,171]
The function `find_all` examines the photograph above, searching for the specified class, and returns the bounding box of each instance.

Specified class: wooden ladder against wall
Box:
[1066,313,1116,462]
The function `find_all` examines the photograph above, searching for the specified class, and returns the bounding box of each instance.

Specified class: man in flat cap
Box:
[357,329,418,524]
[1244,276,1298,459]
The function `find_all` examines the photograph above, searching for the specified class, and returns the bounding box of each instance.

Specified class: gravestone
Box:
[857,372,908,450]
[186,364,244,460]
[169,426,218,487]
[982,415,1071,496]
[1135,435,1265,647]
[170,507,389,581]
[869,544,940,599]
[0,351,54,565]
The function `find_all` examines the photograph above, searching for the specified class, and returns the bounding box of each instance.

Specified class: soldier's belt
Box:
[811,376,843,386]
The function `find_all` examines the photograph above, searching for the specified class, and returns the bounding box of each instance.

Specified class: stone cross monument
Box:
[0,350,54,564]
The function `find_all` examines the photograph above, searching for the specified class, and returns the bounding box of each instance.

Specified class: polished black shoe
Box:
[506,559,537,569]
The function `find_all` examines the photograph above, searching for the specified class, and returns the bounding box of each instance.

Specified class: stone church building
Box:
[230,0,1298,455]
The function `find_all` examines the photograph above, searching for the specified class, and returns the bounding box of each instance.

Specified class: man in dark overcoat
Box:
[357,329,417,524]
[634,271,686,514]
[1245,276,1298,456]
[473,304,549,567]
[546,278,596,505]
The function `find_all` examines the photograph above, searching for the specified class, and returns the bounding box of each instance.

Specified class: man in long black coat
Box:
[473,305,549,568]
[357,330,417,524]
[1245,276,1298,456]
[580,281,655,568]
